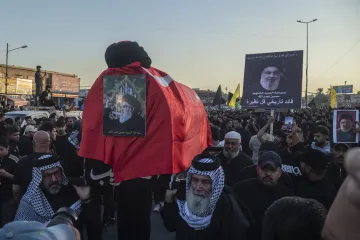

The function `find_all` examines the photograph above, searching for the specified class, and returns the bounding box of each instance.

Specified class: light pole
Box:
[5,43,28,99]
[297,19,317,106]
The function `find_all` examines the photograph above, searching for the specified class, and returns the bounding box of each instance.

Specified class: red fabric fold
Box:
[79,62,211,181]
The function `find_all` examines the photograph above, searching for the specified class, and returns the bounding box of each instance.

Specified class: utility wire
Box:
[315,37,360,80]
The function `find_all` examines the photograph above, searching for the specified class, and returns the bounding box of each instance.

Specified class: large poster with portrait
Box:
[333,109,359,143]
[241,50,303,109]
[103,74,146,137]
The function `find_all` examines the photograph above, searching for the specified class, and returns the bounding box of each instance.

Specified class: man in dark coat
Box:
[161,154,250,240]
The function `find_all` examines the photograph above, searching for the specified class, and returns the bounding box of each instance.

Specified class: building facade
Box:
[0,64,80,106]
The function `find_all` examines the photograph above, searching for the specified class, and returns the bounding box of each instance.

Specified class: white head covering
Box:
[224,131,241,140]
[176,157,225,230]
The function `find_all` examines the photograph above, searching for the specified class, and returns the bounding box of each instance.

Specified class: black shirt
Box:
[19,135,33,157]
[0,154,19,201]
[9,141,20,158]
[218,152,254,187]
[326,162,347,191]
[35,71,42,87]
[54,134,68,161]
[43,184,79,213]
[294,177,337,209]
[234,178,294,240]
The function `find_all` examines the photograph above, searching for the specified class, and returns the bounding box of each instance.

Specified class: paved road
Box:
[102,210,175,240]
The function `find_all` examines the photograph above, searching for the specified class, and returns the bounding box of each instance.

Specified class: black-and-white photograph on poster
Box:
[241,50,303,109]
[103,74,146,137]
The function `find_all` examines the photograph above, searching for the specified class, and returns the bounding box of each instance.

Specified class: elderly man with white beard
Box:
[217,131,254,187]
[161,154,251,240]
[104,94,145,135]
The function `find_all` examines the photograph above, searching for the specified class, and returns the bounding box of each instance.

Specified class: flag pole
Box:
[270,109,274,138]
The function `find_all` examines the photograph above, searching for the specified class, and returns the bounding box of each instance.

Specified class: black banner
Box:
[241,50,303,109]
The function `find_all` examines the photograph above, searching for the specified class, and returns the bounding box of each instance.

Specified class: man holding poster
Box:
[241,50,303,109]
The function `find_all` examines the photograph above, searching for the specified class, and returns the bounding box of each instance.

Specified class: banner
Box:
[53,75,80,94]
[330,87,337,109]
[241,50,303,109]
[333,110,359,143]
[0,78,32,95]
[212,85,226,106]
[229,84,240,108]
[336,94,360,107]
[333,85,353,94]
[16,78,33,95]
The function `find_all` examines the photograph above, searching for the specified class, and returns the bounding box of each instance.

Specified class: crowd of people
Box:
[1,39,360,240]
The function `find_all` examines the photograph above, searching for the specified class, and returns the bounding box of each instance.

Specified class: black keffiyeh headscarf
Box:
[15,155,70,223]
[176,156,225,230]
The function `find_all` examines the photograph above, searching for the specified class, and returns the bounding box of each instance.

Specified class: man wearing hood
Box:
[161,154,250,239]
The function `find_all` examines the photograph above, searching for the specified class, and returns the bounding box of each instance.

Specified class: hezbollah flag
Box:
[330,86,337,109]
[79,62,211,182]
[229,84,240,108]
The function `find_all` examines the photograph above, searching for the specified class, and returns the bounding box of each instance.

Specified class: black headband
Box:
[191,154,221,172]
[33,155,61,167]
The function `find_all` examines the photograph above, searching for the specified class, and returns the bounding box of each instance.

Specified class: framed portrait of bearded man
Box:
[103,74,146,137]
[333,109,359,143]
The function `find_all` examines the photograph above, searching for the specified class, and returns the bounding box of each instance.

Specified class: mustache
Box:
[49,182,61,187]
[263,176,272,181]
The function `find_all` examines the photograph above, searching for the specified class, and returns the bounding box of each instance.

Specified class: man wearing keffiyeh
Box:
[161,154,251,240]
[15,154,90,224]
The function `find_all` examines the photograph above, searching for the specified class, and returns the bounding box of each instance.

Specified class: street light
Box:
[5,43,28,98]
[297,19,318,106]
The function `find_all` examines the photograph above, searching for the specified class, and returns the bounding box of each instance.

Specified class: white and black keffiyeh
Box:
[176,158,225,230]
[68,130,81,150]
[15,155,69,223]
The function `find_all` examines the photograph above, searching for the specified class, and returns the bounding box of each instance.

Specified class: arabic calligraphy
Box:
[252,91,287,96]
[246,52,300,60]
[246,98,294,106]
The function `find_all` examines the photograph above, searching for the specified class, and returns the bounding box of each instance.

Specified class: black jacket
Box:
[161,186,251,240]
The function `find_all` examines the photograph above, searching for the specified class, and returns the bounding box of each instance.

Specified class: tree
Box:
[316,88,324,95]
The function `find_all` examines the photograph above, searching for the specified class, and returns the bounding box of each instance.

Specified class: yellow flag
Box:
[229,84,240,108]
[330,87,337,109]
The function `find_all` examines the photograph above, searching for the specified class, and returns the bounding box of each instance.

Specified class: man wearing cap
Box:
[234,151,293,240]
[295,149,337,209]
[104,94,145,136]
[336,113,356,142]
[311,125,331,154]
[161,154,250,239]
[217,131,254,187]
[326,143,349,190]
[19,125,37,157]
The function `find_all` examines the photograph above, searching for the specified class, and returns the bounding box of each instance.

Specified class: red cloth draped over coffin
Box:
[79,62,211,182]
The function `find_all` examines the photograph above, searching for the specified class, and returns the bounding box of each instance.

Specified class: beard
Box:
[340,126,351,132]
[223,149,239,160]
[119,112,132,123]
[42,182,61,195]
[260,77,280,91]
[186,188,211,216]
